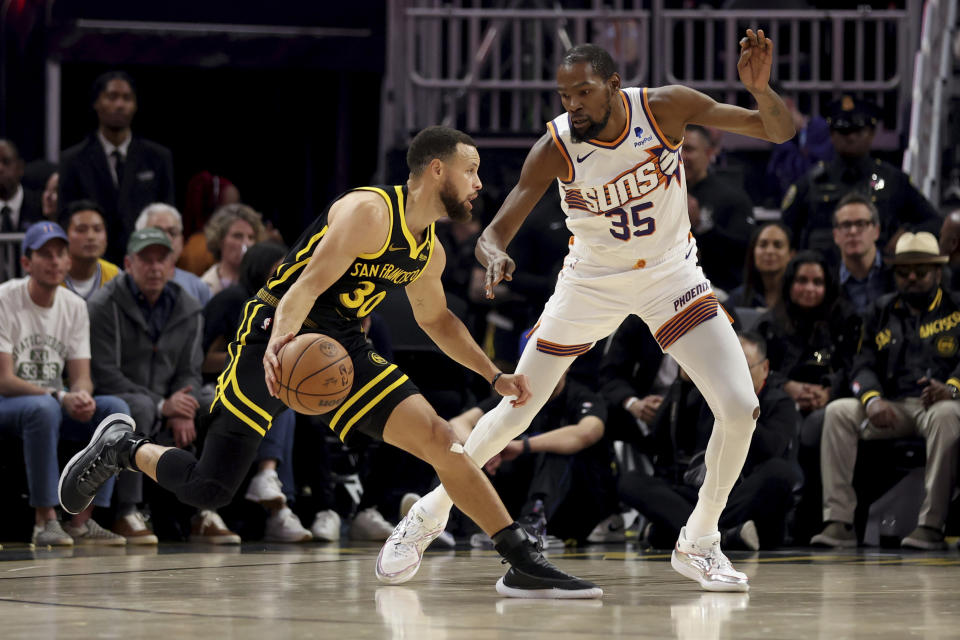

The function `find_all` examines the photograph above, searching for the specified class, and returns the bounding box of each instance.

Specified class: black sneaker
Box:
[59,413,146,514]
[492,525,603,599]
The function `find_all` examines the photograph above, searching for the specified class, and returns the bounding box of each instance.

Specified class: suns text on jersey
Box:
[563,147,675,215]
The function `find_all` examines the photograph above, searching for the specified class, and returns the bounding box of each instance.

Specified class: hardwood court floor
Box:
[1,542,959,639]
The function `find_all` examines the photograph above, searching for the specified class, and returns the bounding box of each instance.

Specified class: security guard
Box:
[782,95,939,254]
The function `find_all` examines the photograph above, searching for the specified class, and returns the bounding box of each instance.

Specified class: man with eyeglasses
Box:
[782,96,938,254]
[812,231,960,550]
[832,192,895,314]
[135,203,211,306]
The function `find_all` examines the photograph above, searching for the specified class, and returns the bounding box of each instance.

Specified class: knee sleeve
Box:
[156,447,237,510]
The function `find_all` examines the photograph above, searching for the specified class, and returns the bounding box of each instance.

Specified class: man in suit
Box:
[0,139,43,280]
[58,71,175,264]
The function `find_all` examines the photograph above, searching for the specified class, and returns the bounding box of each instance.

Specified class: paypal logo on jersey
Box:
[634,125,653,147]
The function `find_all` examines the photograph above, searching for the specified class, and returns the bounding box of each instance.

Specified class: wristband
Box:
[51,389,66,404]
[491,372,504,389]
[521,435,531,455]
[864,396,880,410]
[625,397,639,411]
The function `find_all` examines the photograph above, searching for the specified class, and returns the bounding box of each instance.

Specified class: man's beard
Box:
[901,284,938,310]
[440,180,472,222]
[569,104,612,143]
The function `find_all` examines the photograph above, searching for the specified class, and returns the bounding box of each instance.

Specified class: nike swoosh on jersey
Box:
[576,150,597,163]
[388,243,407,252]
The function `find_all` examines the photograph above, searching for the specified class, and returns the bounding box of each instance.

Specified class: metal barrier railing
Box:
[381,0,921,156]
[902,0,957,209]
[0,232,25,282]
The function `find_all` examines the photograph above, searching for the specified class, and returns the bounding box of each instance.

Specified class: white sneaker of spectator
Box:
[189,510,241,544]
[587,513,627,543]
[245,468,286,509]
[64,519,126,546]
[113,511,159,545]
[351,507,396,541]
[32,519,74,546]
[311,510,341,542]
[264,506,312,542]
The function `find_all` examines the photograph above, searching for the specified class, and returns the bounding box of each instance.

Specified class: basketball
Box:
[277,333,354,415]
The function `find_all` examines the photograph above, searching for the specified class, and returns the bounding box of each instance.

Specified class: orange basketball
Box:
[277,333,354,415]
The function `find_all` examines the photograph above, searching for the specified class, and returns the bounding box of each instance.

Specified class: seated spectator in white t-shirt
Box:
[0,221,128,546]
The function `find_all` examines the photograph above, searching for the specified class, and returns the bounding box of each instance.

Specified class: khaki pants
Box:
[821,397,960,529]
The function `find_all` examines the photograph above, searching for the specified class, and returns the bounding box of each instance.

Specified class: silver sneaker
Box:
[671,527,749,592]
[64,518,126,546]
[375,503,447,584]
[32,519,74,546]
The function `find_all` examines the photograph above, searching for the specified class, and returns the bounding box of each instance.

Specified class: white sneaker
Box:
[671,527,749,592]
[112,511,159,545]
[351,507,396,541]
[264,507,312,542]
[189,510,241,545]
[399,492,420,520]
[245,468,286,509]
[311,509,342,542]
[376,504,447,584]
[32,519,74,546]
[64,518,126,546]
[587,513,626,543]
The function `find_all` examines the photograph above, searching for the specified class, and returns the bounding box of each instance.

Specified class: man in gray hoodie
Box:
[88,227,237,544]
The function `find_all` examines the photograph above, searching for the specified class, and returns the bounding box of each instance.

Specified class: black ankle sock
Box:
[491,522,520,542]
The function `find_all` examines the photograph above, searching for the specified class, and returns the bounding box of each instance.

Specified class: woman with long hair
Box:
[755,250,861,414]
[729,222,794,309]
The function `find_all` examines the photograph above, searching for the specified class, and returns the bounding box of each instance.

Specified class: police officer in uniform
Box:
[782,96,939,254]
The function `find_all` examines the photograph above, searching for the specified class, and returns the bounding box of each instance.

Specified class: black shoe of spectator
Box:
[59,413,149,514]
[492,525,602,599]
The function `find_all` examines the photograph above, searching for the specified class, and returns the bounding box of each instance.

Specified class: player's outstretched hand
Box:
[737,28,773,94]
[494,372,532,407]
[484,252,516,299]
[264,331,296,397]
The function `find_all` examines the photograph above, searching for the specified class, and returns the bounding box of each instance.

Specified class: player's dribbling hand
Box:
[737,28,773,94]
[484,253,516,299]
[264,331,296,397]
[494,372,532,407]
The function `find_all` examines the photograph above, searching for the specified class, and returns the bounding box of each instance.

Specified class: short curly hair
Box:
[204,203,264,261]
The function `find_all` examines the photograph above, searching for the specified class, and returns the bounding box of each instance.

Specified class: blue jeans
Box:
[0,394,127,508]
[259,408,296,503]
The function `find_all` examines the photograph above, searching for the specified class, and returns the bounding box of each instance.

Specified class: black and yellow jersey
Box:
[257,184,435,343]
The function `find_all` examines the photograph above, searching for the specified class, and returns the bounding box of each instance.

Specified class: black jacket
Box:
[755,298,862,399]
[852,287,960,402]
[59,134,175,263]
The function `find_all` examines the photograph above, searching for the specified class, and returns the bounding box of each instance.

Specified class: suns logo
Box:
[562,144,682,215]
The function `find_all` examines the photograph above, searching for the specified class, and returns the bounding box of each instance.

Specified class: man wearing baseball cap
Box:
[813,232,960,550]
[0,221,128,545]
[87,227,239,544]
[782,95,939,254]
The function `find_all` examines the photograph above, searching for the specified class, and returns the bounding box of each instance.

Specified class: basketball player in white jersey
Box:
[377,29,795,592]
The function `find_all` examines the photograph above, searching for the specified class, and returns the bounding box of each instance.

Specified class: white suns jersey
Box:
[547,87,689,269]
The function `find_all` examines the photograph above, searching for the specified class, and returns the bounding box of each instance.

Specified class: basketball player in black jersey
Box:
[58,126,602,599]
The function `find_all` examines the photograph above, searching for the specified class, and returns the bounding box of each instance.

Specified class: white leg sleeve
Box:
[666,315,759,539]
[416,344,575,520]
